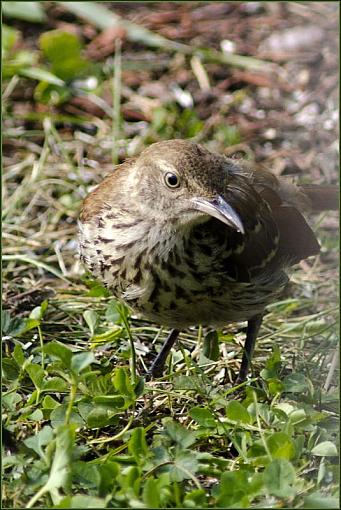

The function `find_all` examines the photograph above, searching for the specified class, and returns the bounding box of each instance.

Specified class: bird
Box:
[78,139,338,382]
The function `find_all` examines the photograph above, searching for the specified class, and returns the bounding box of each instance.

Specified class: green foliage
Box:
[189,407,216,428]
[39,30,89,81]
[2,25,64,86]
[4,297,338,506]
[214,123,242,146]
[311,441,338,457]
[2,309,40,337]
[81,276,111,298]
[226,400,251,424]
[202,330,220,361]
[263,459,297,498]
[2,25,20,54]
[213,469,263,507]
[2,23,96,106]
[151,105,204,139]
[35,30,94,105]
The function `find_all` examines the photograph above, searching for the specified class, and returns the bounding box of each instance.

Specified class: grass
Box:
[2,108,339,508]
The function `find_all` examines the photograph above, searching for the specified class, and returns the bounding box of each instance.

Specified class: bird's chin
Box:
[177,210,211,228]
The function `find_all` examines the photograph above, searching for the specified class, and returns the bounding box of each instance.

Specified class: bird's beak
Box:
[192,195,244,234]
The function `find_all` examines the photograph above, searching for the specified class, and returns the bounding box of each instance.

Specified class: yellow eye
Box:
[165,172,180,188]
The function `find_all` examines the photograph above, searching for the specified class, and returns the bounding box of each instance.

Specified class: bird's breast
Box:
[118,229,286,328]
[79,214,287,328]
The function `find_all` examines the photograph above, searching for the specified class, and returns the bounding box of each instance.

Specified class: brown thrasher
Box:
[79,140,338,382]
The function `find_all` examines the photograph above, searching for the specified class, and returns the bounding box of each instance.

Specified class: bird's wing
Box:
[220,162,320,281]
[248,167,321,265]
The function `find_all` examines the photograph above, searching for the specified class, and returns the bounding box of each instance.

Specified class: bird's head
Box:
[130,139,245,234]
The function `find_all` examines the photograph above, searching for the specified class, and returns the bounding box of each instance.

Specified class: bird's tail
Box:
[300,185,339,212]
[259,180,338,266]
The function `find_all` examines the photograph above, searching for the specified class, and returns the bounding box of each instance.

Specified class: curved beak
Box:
[192,195,244,234]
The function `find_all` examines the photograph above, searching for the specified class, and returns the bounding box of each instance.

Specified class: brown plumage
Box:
[79,139,338,381]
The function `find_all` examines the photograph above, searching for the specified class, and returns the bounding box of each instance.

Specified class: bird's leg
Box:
[148,329,180,378]
[236,314,263,383]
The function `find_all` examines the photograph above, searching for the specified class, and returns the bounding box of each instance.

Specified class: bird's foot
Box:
[146,363,164,380]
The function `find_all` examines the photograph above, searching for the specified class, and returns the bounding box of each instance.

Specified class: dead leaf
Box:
[86,26,127,60]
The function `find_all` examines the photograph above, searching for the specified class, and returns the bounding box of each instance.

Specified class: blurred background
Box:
[3,0,338,310]
[3,1,339,264]
[2,3,339,508]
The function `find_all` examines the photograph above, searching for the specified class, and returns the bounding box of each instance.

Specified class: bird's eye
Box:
[164,172,180,189]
